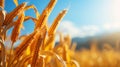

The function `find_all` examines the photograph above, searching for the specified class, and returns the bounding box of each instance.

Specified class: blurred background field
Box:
[71,32,120,67]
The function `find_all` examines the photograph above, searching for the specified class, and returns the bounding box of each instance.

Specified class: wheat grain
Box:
[36,0,57,29]
[3,2,26,25]
[0,10,6,27]
[48,9,67,36]
[0,0,4,8]
[11,13,25,43]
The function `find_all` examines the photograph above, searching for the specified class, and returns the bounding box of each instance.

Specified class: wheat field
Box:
[0,0,120,67]
[0,0,79,67]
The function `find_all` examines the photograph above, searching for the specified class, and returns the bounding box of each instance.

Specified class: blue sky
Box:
[5,0,120,38]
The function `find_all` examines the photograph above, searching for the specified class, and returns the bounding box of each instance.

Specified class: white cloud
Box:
[58,21,100,38]
[58,21,81,37]
[103,22,120,31]
[80,25,100,37]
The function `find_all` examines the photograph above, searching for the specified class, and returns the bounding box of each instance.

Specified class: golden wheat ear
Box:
[36,0,57,29]
[3,2,27,26]
[45,0,57,16]
[0,9,6,27]
[8,12,25,66]
[11,13,25,44]
[44,9,67,50]
[0,0,4,9]
[48,9,67,36]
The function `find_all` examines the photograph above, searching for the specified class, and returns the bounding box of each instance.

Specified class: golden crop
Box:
[1,0,120,67]
[74,41,120,67]
[0,0,79,67]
